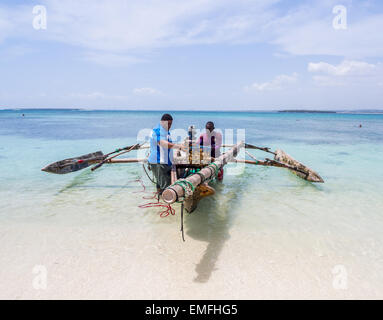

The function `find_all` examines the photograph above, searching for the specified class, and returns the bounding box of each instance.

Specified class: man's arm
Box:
[215,132,223,148]
[158,140,185,150]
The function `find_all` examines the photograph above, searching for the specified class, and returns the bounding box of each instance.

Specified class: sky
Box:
[0,0,383,110]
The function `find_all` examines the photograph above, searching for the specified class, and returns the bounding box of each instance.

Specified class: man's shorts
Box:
[149,163,172,191]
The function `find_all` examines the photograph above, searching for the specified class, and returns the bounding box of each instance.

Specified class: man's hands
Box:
[175,144,187,152]
[158,140,187,151]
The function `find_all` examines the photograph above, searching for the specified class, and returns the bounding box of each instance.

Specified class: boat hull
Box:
[41,151,104,174]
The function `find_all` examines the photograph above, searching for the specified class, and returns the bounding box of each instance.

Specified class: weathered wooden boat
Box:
[42,126,324,241]
[41,144,143,174]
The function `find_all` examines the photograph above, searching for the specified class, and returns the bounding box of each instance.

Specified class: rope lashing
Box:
[208,162,221,178]
[195,172,206,184]
[210,162,219,175]
[173,179,195,199]
[180,202,185,242]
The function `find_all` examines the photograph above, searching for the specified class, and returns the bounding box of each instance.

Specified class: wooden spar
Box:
[170,165,177,185]
[91,143,141,171]
[162,141,244,204]
[107,158,147,164]
[244,143,276,155]
[235,159,308,173]
[221,144,275,155]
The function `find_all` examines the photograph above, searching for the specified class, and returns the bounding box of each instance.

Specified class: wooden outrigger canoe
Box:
[41,144,144,174]
[41,127,324,240]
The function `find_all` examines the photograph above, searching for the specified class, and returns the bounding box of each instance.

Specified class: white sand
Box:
[1,218,382,300]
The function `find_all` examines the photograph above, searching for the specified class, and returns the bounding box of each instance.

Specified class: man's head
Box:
[160,113,173,130]
[206,121,215,133]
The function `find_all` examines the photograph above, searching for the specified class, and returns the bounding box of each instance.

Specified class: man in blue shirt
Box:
[148,114,184,193]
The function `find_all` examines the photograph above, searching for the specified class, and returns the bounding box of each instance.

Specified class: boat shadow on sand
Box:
[184,167,323,283]
[184,176,248,284]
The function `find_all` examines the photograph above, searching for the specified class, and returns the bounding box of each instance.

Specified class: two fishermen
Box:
[148,114,223,193]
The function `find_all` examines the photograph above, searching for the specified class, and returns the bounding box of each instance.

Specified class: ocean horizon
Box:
[1,107,383,114]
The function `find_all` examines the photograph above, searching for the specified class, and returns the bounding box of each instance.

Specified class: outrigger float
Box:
[42,126,324,240]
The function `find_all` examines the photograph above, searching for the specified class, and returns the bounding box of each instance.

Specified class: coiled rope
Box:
[133,179,175,218]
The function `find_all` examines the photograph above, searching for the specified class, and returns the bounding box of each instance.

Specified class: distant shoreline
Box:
[278,110,337,114]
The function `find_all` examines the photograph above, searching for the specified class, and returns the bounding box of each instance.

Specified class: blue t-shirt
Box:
[148,123,173,165]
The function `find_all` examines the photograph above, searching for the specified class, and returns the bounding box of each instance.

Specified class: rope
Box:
[180,202,185,242]
[209,162,220,176]
[173,179,195,199]
[132,179,175,218]
[195,172,206,184]
[204,165,217,182]
[132,179,146,193]
[138,199,175,218]
[142,163,156,184]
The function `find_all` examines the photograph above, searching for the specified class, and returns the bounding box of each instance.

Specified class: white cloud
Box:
[0,0,279,65]
[51,0,279,49]
[245,73,298,91]
[133,87,162,96]
[308,60,383,87]
[271,1,383,59]
[308,60,376,76]
[1,0,383,67]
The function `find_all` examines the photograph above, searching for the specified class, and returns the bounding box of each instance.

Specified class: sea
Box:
[0,109,382,299]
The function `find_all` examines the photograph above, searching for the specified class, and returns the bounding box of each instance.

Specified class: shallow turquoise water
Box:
[1,109,383,225]
[1,109,383,298]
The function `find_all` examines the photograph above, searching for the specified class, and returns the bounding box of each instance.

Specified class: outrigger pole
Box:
[91,143,142,171]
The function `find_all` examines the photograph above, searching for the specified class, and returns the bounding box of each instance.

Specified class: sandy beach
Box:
[2,219,382,300]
